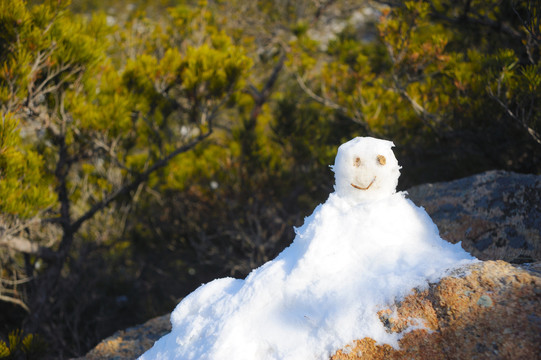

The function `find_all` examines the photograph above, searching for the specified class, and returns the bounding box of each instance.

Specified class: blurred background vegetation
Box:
[0,0,539,358]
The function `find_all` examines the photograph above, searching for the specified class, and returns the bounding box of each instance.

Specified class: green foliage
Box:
[0,114,55,218]
[0,0,108,106]
[181,42,252,95]
[68,63,133,136]
[290,0,541,184]
[0,0,252,356]
[0,329,47,359]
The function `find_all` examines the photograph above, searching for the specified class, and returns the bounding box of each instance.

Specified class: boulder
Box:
[407,170,541,263]
[76,170,541,359]
[77,261,541,360]
[331,260,541,360]
[73,314,171,360]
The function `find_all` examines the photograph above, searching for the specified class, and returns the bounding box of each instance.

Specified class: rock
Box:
[331,260,541,360]
[73,314,171,360]
[407,170,541,263]
[80,261,541,360]
[77,170,541,359]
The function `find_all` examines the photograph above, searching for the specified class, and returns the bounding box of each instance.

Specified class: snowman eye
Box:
[353,157,361,167]
[376,155,386,165]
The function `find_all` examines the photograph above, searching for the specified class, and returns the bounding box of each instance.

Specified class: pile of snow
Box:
[140,137,476,360]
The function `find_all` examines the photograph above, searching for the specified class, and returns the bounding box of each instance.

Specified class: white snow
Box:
[140,137,476,360]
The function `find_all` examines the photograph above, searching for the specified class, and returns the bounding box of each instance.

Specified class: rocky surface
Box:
[407,170,541,264]
[74,314,171,360]
[76,170,541,359]
[331,260,541,360]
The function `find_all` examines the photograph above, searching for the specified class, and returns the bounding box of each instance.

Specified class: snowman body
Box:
[140,137,475,360]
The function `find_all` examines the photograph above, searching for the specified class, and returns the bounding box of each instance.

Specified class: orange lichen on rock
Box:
[332,260,541,360]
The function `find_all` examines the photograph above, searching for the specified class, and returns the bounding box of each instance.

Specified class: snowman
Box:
[140,137,475,360]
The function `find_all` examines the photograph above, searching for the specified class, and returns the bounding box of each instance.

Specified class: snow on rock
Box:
[139,137,476,360]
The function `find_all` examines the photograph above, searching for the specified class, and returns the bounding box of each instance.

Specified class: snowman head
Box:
[332,137,400,202]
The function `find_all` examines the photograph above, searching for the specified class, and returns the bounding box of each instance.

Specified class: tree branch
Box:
[295,72,343,111]
[71,130,213,233]
[0,293,30,313]
[487,86,541,145]
[294,72,375,135]
[248,54,286,121]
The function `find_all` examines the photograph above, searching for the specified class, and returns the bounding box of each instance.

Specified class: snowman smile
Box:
[351,177,376,190]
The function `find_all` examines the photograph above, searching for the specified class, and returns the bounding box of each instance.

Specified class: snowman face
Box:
[332,137,400,202]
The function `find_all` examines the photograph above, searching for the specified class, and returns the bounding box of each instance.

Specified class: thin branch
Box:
[261,54,286,101]
[28,62,72,101]
[389,72,447,137]
[511,0,540,64]
[295,72,375,134]
[0,294,30,312]
[247,54,286,121]
[487,86,541,145]
[295,72,343,111]
[0,275,33,286]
